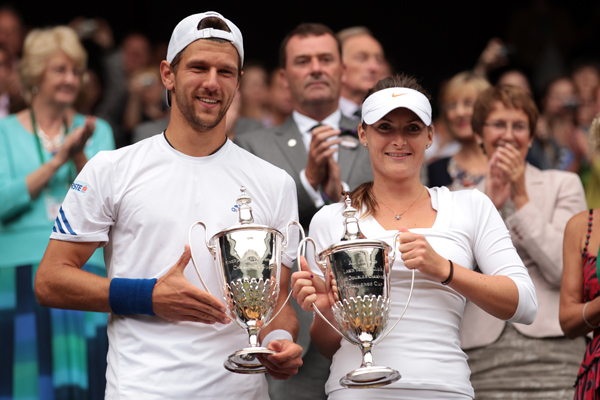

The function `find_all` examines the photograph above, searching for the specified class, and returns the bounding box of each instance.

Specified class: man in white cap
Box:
[35,11,302,399]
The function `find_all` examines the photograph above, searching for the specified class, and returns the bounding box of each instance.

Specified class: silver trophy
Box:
[189,187,304,374]
[300,195,415,388]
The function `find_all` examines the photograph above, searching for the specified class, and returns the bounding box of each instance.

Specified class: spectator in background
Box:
[122,66,168,134]
[69,17,115,117]
[237,61,270,130]
[462,84,586,399]
[0,44,13,117]
[96,32,152,148]
[0,25,114,400]
[427,71,490,189]
[0,6,25,114]
[571,60,600,129]
[266,67,293,127]
[535,76,584,172]
[497,69,533,94]
[336,26,386,120]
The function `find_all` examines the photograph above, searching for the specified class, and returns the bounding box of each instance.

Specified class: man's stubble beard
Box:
[173,86,234,131]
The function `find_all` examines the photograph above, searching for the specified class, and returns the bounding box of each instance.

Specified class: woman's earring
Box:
[476,138,487,155]
[363,142,368,148]
[426,143,431,149]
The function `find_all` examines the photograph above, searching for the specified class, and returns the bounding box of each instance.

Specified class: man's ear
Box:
[160,60,175,91]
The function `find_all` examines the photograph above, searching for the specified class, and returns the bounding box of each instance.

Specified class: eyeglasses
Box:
[483,120,529,134]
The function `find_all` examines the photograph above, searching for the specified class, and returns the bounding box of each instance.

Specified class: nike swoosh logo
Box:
[392,93,406,97]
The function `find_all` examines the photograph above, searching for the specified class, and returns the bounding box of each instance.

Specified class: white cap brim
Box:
[166,11,244,65]
[362,88,432,126]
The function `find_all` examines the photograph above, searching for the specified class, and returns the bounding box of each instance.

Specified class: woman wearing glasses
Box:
[291,76,537,399]
[461,85,587,399]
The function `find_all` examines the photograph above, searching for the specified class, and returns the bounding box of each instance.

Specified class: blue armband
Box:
[109,278,157,315]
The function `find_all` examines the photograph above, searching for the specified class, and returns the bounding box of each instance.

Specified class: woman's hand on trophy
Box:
[152,245,231,324]
[258,339,303,380]
[398,227,449,282]
[291,256,332,312]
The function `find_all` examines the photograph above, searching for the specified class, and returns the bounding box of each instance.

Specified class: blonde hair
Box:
[19,26,87,104]
[590,112,600,160]
[440,71,490,109]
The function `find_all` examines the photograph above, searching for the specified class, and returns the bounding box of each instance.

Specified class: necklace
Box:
[374,185,425,220]
[30,108,67,154]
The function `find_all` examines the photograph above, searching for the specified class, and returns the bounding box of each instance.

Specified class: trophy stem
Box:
[247,322,260,348]
[359,341,375,368]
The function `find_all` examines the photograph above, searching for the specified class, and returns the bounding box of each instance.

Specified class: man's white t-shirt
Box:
[51,135,300,399]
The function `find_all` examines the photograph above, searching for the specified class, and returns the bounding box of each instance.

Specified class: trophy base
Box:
[224,347,276,374]
[340,366,401,389]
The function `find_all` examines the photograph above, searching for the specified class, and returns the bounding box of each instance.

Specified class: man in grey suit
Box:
[235,23,373,399]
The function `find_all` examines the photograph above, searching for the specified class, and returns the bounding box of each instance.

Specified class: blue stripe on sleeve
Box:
[59,207,77,236]
[54,216,66,234]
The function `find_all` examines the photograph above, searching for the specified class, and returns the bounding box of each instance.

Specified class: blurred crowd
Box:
[2,1,600,399]
[0,4,598,203]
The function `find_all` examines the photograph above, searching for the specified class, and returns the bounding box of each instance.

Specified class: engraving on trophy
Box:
[329,247,387,299]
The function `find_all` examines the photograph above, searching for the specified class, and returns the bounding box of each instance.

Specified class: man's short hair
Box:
[278,23,341,68]
[336,26,375,46]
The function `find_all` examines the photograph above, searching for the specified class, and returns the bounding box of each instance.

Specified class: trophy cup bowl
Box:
[189,187,303,374]
[300,195,414,388]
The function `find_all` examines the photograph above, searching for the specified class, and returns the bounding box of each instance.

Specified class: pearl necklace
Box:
[373,185,425,220]
[37,123,66,153]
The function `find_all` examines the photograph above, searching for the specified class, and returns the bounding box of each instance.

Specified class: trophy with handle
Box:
[300,194,415,388]
[189,186,304,374]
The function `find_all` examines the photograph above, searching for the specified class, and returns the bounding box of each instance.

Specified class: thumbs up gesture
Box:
[151,245,231,324]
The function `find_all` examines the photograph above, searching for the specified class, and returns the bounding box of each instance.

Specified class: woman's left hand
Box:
[397,227,449,282]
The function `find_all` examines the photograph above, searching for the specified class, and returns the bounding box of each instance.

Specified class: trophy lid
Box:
[237,186,254,225]
[341,194,366,241]
[211,186,283,238]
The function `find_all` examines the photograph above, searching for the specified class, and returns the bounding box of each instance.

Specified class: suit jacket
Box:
[234,114,373,230]
[460,164,587,349]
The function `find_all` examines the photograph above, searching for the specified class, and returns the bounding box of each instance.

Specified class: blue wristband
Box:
[109,278,157,315]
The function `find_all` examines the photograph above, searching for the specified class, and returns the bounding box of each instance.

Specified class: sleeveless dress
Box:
[575,209,600,400]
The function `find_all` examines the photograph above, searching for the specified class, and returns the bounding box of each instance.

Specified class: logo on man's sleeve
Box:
[70,181,89,194]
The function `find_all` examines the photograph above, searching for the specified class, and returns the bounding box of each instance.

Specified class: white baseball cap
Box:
[361,88,432,126]
[166,11,244,66]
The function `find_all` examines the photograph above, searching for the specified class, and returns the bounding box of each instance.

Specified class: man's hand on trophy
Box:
[258,339,303,380]
[152,245,231,324]
[291,256,334,311]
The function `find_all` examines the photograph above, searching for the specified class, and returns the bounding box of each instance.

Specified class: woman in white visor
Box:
[291,74,538,399]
